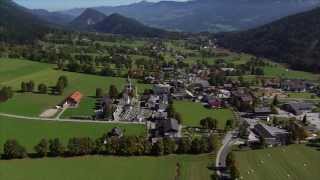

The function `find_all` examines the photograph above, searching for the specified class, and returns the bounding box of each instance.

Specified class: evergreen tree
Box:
[34,138,49,157]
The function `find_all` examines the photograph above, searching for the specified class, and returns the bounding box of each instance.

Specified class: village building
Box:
[231,89,254,112]
[252,123,289,147]
[280,79,307,92]
[282,102,314,115]
[64,91,83,108]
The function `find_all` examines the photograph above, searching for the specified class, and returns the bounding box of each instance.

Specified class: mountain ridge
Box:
[216,7,320,72]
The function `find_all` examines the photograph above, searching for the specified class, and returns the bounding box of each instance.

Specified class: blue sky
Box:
[14,0,187,11]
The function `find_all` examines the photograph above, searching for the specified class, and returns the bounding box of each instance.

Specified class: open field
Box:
[61,97,97,118]
[0,58,151,116]
[263,65,319,81]
[287,92,319,99]
[173,100,234,129]
[0,154,213,180]
[235,145,320,180]
[0,117,146,153]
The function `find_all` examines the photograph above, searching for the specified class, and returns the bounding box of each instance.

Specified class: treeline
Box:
[0,86,14,102]
[20,76,68,95]
[2,134,220,160]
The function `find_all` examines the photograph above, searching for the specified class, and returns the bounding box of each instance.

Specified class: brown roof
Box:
[68,91,83,103]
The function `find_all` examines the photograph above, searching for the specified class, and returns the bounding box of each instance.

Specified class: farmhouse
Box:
[252,123,289,147]
[154,118,181,138]
[65,91,83,107]
[280,79,307,92]
[231,89,254,112]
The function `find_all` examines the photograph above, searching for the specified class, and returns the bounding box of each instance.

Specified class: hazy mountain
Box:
[90,13,171,38]
[69,8,107,30]
[216,7,320,73]
[31,9,74,25]
[0,0,50,43]
[58,0,320,33]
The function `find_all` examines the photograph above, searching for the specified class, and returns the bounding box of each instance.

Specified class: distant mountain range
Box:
[68,9,173,38]
[216,7,320,73]
[56,0,320,33]
[0,0,50,43]
[69,8,107,30]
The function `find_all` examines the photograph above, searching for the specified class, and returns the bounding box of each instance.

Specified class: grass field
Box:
[0,154,213,180]
[287,92,319,99]
[0,58,151,116]
[0,117,146,153]
[173,101,234,129]
[61,97,97,118]
[235,145,320,180]
[263,65,319,81]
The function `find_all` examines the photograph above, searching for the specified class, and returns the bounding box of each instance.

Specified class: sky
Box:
[14,0,188,11]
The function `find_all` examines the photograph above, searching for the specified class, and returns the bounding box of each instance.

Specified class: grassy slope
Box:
[0,58,151,116]
[0,116,146,153]
[173,101,234,129]
[235,145,320,180]
[263,65,319,81]
[0,154,213,180]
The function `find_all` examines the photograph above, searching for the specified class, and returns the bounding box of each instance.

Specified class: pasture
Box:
[173,100,234,129]
[263,65,319,81]
[0,116,146,153]
[0,58,151,116]
[235,145,320,180]
[0,154,213,180]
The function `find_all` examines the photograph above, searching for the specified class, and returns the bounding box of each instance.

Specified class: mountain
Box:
[69,8,107,30]
[58,0,320,33]
[90,13,171,38]
[216,7,320,73]
[31,9,74,25]
[0,0,50,43]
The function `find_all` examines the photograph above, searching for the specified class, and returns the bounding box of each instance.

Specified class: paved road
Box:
[0,112,145,125]
[215,131,235,178]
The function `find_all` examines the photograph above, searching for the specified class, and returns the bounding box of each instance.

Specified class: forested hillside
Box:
[0,0,50,43]
[216,7,320,72]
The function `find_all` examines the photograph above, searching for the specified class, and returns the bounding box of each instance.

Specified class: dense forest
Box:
[216,7,320,73]
[0,0,51,43]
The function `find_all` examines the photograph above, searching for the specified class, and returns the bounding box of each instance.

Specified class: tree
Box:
[302,114,308,125]
[67,137,95,156]
[272,95,279,106]
[49,138,65,156]
[208,135,220,152]
[21,82,27,92]
[96,88,104,98]
[200,117,218,130]
[163,137,176,155]
[239,122,249,139]
[225,119,234,130]
[109,85,119,99]
[0,86,14,102]
[200,137,209,153]
[34,139,49,157]
[3,139,27,159]
[151,140,164,156]
[38,83,48,94]
[230,164,240,180]
[26,80,35,92]
[177,137,192,154]
[191,138,202,154]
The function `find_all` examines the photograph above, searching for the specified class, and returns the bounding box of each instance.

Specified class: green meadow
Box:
[235,145,320,180]
[0,58,151,116]
[0,154,213,180]
[0,116,146,153]
[173,100,234,129]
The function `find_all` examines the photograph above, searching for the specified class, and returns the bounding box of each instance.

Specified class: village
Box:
[56,59,320,148]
